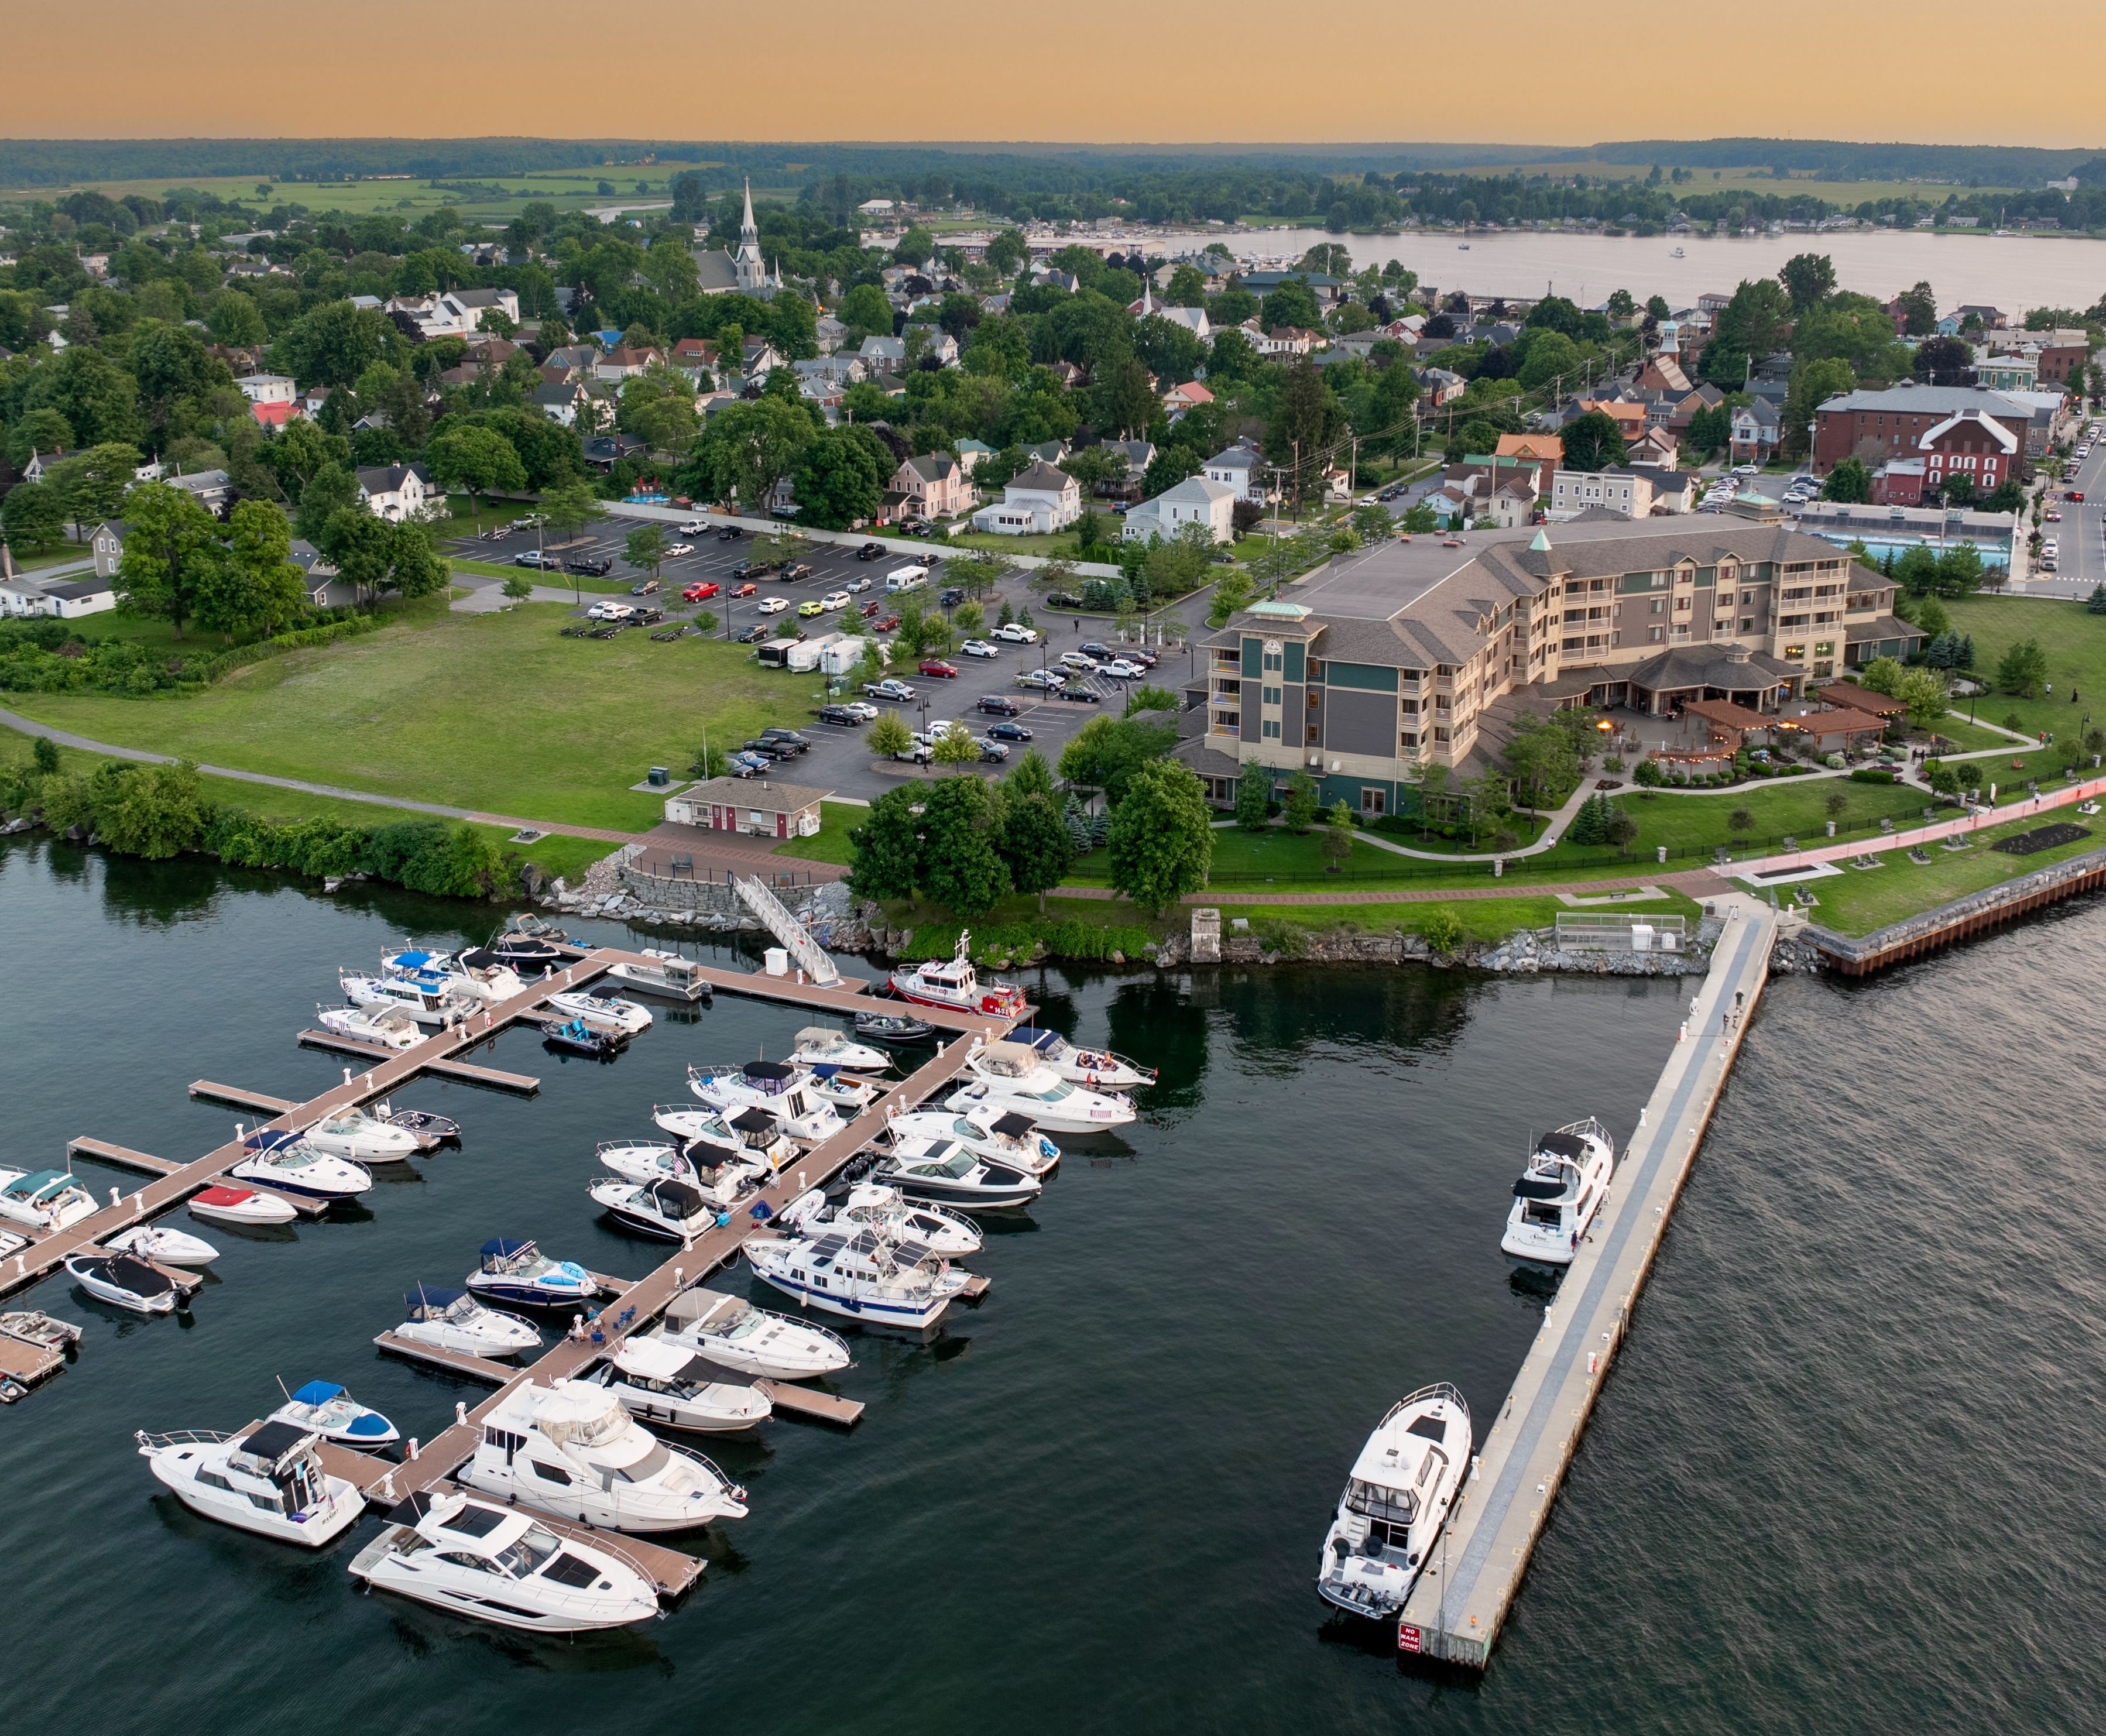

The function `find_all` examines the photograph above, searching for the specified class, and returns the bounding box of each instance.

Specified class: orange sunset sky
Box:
[7,1,2106,146]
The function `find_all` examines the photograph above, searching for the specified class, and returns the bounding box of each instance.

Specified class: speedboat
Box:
[650,1103,745,1157]
[884,1106,1061,1176]
[0,1167,100,1233]
[487,914,572,971]
[744,1226,972,1330]
[350,1489,661,1632]
[657,1288,851,1380]
[946,1041,1135,1133]
[1501,1118,1614,1266]
[395,1283,540,1356]
[606,948,714,1002]
[546,990,654,1035]
[543,1016,626,1059]
[802,1067,880,1112]
[854,1008,936,1044]
[1007,1025,1156,1089]
[375,1102,461,1144]
[138,1421,366,1547]
[887,931,1025,1018]
[231,1130,372,1203]
[107,1223,220,1267]
[341,969,475,1028]
[597,1140,702,1188]
[1316,1384,1473,1621]
[380,946,526,1006]
[268,1378,400,1446]
[187,1183,299,1227]
[689,1061,843,1142]
[315,1001,423,1052]
[67,1251,181,1315]
[786,1182,983,1256]
[590,1175,724,1241]
[788,1025,890,1073]
[300,1107,426,1165]
[459,1379,749,1532]
[466,1237,598,1308]
[1,1310,83,1351]
[589,1337,774,1434]
[876,1135,1041,1210]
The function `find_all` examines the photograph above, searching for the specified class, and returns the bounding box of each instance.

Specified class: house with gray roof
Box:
[969,459,1081,535]
[1122,474,1235,545]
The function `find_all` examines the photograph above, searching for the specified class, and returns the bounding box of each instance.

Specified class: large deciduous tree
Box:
[427,423,527,517]
[1779,252,1837,313]
[1106,760,1213,914]
[1560,409,1629,473]
[916,776,1011,916]
[116,480,223,639]
[195,499,308,640]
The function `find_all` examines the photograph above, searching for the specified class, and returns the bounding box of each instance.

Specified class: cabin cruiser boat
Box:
[487,914,572,970]
[588,1337,774,1434]
[0,1167,100,1233]
[688,1061,843,1143]
[395,1284,541,1356]
[1315,1383,1473,1620]
[231,1130,372,1203]
[887,931,1026,1018]
[1006,1025,1156,1089]
[546,990,654,1035]
[784,1182,982,1257]
[340,969,475,1028]
[268,1378,400,1446]
[107,1223,219,1267]
[349,1488,661,1632]
[300,1107,427,1165]
[883,1106,1061,1176]
[315,1001,423,1052]
[606,949,714,1002]
[744,1226,972,1329]
[598,1141,702,1188]
[788,1025,889,1074]
[657,1288,851,1380]
[466,1237,597,1308]
[459,1378,748,1532]
[876,1135,1042,1210]
[650,1103,745,1158]
[380,946,526,1006]
[946,1041,1135,1133]
[138,1421,365,1547]
[543,1017,626,1059]
[1501,1119,1614,1265]
[67,1251,181,1315]
[187,1184,299,1227]
[589,1176,723,1242]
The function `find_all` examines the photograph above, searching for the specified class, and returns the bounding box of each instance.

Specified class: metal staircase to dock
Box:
[735,875,839,986]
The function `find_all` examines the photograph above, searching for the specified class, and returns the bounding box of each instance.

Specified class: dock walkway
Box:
[1396,905,1778,1668]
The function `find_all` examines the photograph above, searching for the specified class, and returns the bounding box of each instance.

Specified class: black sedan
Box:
[856,542,884,561]
[985,721,1034,742]
[717,525,746,540]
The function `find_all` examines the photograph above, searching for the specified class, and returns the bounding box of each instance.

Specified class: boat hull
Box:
[396,1321,538,1357]
[743,1253,956,1330]
[356,1563,659,1632]
[146,1453,363,1548]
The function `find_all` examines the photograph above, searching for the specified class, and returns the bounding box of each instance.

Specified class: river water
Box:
[1154,225,2106,316]
[3,835,2101,1735]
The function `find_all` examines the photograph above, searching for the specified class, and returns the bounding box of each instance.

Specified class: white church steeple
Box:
[733,177,767,293]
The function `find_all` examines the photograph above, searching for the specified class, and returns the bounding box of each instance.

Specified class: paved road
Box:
[2032,415,2106,599]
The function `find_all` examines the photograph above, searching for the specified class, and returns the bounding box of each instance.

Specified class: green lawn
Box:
[772,801,866,865]
[1583,778,1940,861]
[1944,595,2106,745]
[1215,890,1707,945]
[5,601,819,831]
[1800,812,2106,936]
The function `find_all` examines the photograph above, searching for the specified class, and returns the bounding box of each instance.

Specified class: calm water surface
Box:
[2,836,2100,1734]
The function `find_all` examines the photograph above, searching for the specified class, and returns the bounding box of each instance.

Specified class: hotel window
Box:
[1783,643,1806,660]
[1650,598,1663,614]
[1262,649,1283,673]
[1814,641,1835,657]
[1648,626,1663,642]
[1262,685,1281,706]
[1360,788,1387,816]
[1400,730,1419,750]
[1306,691,1320,710]
[1262,719,1281,739]
[1740,617,1755,633]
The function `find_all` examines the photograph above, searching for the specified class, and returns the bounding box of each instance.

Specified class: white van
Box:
[885,565,929,593]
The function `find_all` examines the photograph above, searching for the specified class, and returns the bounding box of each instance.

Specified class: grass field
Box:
[5,601,816,830]
[1451,160,2020,207]
[1215,890,1706,945]
[1800,811,2106,936]
[1943,595,2106,746]
[771,802,865,865]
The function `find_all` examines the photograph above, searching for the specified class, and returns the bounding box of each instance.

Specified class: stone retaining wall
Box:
[1801,842,2106,974]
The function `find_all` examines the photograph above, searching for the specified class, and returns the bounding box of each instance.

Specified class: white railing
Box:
[733,876,839,986]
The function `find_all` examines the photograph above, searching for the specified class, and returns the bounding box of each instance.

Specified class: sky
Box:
[9,1,2106,146]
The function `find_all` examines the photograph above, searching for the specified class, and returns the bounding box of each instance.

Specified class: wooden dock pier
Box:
[1395,904,1779,1670]
[188,1081,297,1114]
[65,1137,181,1177]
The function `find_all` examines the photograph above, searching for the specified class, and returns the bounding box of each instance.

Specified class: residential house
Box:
[1259,326,1323,358]
[1494,434,1565,495]
[1546,467,1682,520]
[1871,456,1927,505]
[593,345,664,385]
[1937,304,2005,334]
[1973,351,2039,393]
[740,335,789,379]
[1628,425,1682,468]
[906,328,959,368]
[235,373,299,427]
[1162,379,1215,416]
[1729,399,1782,465]
[969,459,1082,534]
[794,355,866,390]
[1121,474,1236,544]
[88,519,130,579]
[163,469,235,513]
[858,333,907,372]
[1418,367,1467,407]
[814,315,850,354]
[955,438,996,475]
[356,462,435,521]
[287,539,355,607]
[1238,270,1346,308]
[890,452,973,522]
[1487,476,1539,529]
[1635,355,1693,394]
[2031,328,2094,386]
[1204,444,1270,504]
[0,567,115,619]
[582,434,649,468]
[1573,398,1649,440]
[532,379,591,427]
[1047,360,1085,389]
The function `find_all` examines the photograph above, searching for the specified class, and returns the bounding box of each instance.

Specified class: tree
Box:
[1282,767,1319,832]
[1701,278,1791,386]
[1858,656,1905,695]
[294,458,361,543]
[1983,478,2026,515]
[1235,764,1271,830]
[917,775,1010,915]
[502,575,533,601]
[847,785,920,898]
[623,521,668,582]
[427,423,527,519]
[1265,359,1347,508]
[6,406,76,469]
[43,442,142,542]
[318,509,445,600]
[838,283,894,338]
[1779,358,1857,461]
[867,712,914,758]
[1,481,66,555]
[541,479,607,549]
[1057,714,1178,804]
[1560,409,1628,473]
[1933,543,1985,597]
[1001,788,1073,913]
[1996,637,2049,698]
[270,300,403,388]
[1897,282,1937,337]
[793,426,889,530]
[1779,253,1837,313]
[115,481,222,639]
[1823,457,1872,503]
[1321,800,1355,871]
[1892,667,1951,730]
[1421,905,1464,958]
[1516,330,1582,393]
[195,499,308,640]
[1912,337,1975,386]
[1501,714,1580,812]
[1106,760,1213,914]
[681,396,814,512]
[932,719,980,771]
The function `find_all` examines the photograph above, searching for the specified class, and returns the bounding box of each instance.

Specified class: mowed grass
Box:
[1215,891,1707,944]
[6,602,818,830]
[1943,595,2106,745]
[1800,812,2106,936]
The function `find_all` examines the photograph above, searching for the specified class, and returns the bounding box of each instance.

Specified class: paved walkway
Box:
[1058,867,1732,907]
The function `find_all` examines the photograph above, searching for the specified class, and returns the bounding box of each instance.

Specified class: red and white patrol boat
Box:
[887,932,1027,1019]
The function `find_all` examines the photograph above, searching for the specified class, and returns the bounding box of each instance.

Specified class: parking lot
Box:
[450,522,1196,802]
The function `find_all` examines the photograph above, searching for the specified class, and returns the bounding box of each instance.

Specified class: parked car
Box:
[920,658,959,678]
[976,695,1021,718]
[985,719,1034,742]
[819,590,851,610]
[664,543,694,557]
[818,704,862,726]
[513,550,560,569]
[634,607,666,625]
[585,601,636,621]
[782,562,815,582]
[874,614,902,632]
[846,575,872,593]
[1059,651,1100,674]
[856,542,884,561]
[993,622,1040,644]
[1079,641,1117,662]
[1124,649,1158,668]
[562,557,613,577]
[717,524,745,540]
[757,728,810,754]
[727,750,770,777]
[1043,591,1082,609]
[860,598,883,616]
[729,560,757,579]
[1056,684,1102,703]
[939,586,966,608]
[959,638,999,658]
[757,596,790,615]
[730,581,757,598]
[739,622,774,643]
[864,677,917,701]
[798,599,826,617]
[1100,658,1145,680]
[1016,668,1065,690]
[977,738,1011,762]
[743,738,797,760]
[894,736,934,764]
[683,580,721,601]
[630,579,660,595]
[678,519,709,536]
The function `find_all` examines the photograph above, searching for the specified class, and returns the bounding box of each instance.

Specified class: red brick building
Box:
[1812,383,2030,475]
[1917,409,2018,494]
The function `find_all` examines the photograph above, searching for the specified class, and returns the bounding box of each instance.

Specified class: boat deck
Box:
[0,1333,64,1398]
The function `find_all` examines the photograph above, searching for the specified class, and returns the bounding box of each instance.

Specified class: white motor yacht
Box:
[300,1107,427,1165]
[231,1131,372,1203]
[0,1167,100,1233]
[395,1284,540,1356]
[887,930,1025,1018]
[349,1489,661,1632]
[340,970,475,1027]
[657,1288,851,1380]
[1007,1025,1157,1089]
[877,1134,1042,1210]
[598,1140,700,1187]
[466,1237,598,1309]
[788,1025,890,1074]
[1315,1384,1473,1621]
[315,1001,423,1052]
[688,1061,843,1143]
[268,1378,400,1446]
[187,1183,299,1228]
[546,990,654,1036]
[1501,1118,1615,1266]
[652,1104,799,1177]
[589,1337,774,1434]
[606,949,714,1002]
[380,946,526,1006]
[589,1176,724,1242]
[107,1223,220,1267]
[459,1378,749,1532]
[650,1103,743,1157]
[884,1106,1061,1176]
[784,1182,982,1256]
[802,1068,880,1113]
[67,1252,180,1315]
[138,1421,365,1548]
[743,1226,972,1329]
[947,1041,1135,1133]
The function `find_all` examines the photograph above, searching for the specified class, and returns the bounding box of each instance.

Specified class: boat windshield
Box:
[911,1150,978,1179]
[1029,1079,1075,1102]
[494,1525,561,1578]
[715,1306,762,1339]
[1344,1477,1419,1527]
[596,1440,672,1484]
[443,1295,485,1323]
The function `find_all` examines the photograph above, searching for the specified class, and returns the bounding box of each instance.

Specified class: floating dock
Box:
[65,1138,181,1177]
[187,1081,297,1113]
[1396,904,1778,1669]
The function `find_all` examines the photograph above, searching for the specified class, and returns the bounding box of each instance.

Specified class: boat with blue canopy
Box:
[465,1237,598,1308]
[268,1378,400,1446]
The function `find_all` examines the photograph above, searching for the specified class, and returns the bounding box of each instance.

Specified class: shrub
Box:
[1632,757,1666,787]
[1850,768,1897,784]
[1728,807,1755,832]
[1420,905,1465,956]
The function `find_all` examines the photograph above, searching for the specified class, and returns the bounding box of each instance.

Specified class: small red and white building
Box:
[1918,408,2018,493]
[665,776,828,840]
[236,372,300,426]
